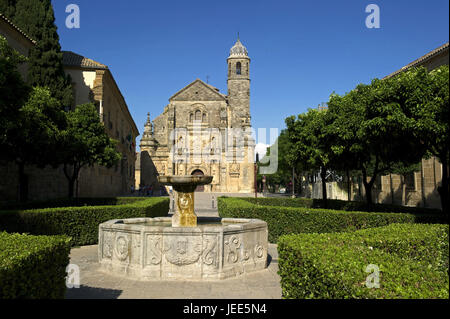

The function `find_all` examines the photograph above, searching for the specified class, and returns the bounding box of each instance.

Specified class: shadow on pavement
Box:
[65,285,122,299]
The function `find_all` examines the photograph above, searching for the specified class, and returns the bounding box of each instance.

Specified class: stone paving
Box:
[65,244,281,299]
[66,193,282,299]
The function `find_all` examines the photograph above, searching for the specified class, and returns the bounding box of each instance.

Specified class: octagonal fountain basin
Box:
[98,217,268,280]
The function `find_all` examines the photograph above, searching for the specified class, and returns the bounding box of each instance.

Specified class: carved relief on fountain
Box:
[163,236,203,266]
[115,234,130,262]
[146,235,163,266]
[102,231,114,259]
[202,236,219,268]
[225,235,242,264]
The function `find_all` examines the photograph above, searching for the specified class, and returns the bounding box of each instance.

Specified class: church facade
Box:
[138,39,256,193]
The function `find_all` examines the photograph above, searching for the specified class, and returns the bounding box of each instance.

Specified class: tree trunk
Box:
[68,178,76,199]
[321,167,327,208]
[346,169,351,202]
[64,163,80,199]
[401,175,407,206]
[362,168,374,206]
[389,174,395,204]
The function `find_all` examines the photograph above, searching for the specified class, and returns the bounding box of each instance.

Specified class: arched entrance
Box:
[191,169,205,192]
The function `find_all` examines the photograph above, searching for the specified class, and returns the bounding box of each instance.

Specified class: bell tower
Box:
[227,37,251,128]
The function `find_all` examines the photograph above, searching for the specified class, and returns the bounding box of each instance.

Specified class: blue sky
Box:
[52,0,449,151]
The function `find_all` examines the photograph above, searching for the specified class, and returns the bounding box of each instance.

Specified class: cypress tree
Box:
[4,0,73,109]
[0,0,17,19]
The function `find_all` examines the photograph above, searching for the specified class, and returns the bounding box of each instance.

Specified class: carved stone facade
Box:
[138,39,255,193]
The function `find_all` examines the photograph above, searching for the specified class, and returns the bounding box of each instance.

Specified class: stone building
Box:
[0,14,139,201]
[62,51,139,197]
[0,13,35,79]
[138,38,256,193]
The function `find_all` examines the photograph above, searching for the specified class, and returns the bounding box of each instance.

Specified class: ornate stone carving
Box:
[99,217,268,280]
[255,244,264,259]
[202,238,218,267]
[225,236,241,263]
[164,236,203,266]
[103,232,113,259]
[229,163,240,177]
[147,236,162,265]
[115,235,130,261]
[176,192,196,227]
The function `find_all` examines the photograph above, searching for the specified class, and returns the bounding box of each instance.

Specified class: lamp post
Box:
[255,153,259,199]
[292,166,295,198]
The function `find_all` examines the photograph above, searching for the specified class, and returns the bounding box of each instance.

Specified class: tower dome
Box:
[229,38,248,58]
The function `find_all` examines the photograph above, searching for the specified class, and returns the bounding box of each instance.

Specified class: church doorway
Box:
[192,169,205,192]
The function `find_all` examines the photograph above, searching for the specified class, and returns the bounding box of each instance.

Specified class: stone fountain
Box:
[98,176,268,280]
[158,175,213,228]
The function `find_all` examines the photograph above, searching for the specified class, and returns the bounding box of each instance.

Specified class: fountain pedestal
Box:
[158,175,213,227]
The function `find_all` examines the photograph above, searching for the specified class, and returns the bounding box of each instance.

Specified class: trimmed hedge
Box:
[0,197,169,246]
[278,224,449,299]
[239,197,444,215]
[218,197,447,243]
[0,197,149,211]
[0,232,71,299]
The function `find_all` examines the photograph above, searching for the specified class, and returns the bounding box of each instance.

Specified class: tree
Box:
[286,108,335,207]
[259,130,302,194]
[327,93,363,202]
[0,35,30,150]
[0,0,17,18]
[415,65,449,212]
[326,68,430,206]
[59,104,122,198]
[5,86,66,201]
[3,0,74,108]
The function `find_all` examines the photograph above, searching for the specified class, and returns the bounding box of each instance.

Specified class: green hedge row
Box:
[239,197,444,215]
[278,223,449,299]
[218,197,446,243]
[0,232,71,299]
[0,197,169,246]
[0,197,149,211]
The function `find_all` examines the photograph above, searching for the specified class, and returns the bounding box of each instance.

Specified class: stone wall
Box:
[301,156,443,209]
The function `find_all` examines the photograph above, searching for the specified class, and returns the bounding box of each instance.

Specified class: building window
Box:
[236,62,242,75]
[195,110,202,121]
[190,113,194,122]
[202,113,207,123]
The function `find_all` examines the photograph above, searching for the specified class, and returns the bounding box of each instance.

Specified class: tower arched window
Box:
[195,110,202,121]
[202,113,207,123]
[236,62,242,75]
